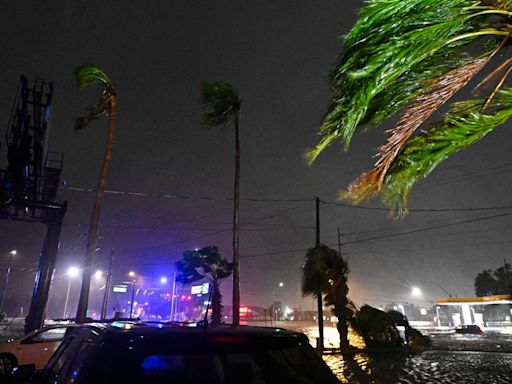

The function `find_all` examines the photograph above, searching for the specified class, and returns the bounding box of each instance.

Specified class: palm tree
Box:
[302,245,351,351]
[74,64,117,322]
[201,82,242,324]
[308,0,512,216]
[176,246,233,325]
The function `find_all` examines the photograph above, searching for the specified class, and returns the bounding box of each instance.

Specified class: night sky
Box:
[1,0,511,316]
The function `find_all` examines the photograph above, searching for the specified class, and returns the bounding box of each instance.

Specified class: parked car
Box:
[0,324,77,375]
[15,321,340,383]
[455,324,483,335]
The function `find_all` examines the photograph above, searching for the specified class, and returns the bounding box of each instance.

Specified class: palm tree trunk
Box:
[232,113,241,326]
[76,95,116,322]
[211,280,222,326]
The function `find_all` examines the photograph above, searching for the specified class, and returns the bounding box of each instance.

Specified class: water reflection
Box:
[323,351,512,383]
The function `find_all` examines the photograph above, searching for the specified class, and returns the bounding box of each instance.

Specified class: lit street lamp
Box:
[94,270,103,281]
[272,282,284,322]
[0,250,17,315]
[63,267,80,319]
[411,286,422,298]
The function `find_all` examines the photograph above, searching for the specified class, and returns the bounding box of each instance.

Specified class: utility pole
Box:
[101,249,114,320]
[315,197,324,351]
[337,227,342,256]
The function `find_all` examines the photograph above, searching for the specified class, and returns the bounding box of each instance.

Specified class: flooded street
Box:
[323,351,512,383]
[294,324,512,383]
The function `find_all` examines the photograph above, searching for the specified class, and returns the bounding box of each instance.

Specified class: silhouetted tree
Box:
[176,246,233,326]
[201,83,242,325]
[302,245,351,351]
[74,64,117,322]
[474,262,512,296]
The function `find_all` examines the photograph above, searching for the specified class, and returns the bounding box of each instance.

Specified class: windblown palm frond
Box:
[201,82,240,128]
[309,0,512,216]
[376,87,512,216]
[74,64,115,130]
[344,54,497,202]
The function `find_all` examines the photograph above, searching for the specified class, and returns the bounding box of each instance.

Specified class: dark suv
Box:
[30,321,339,383]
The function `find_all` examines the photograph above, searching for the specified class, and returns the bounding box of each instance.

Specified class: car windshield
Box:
[83,342,338,384]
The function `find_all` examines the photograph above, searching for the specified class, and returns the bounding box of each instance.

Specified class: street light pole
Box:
[63,267,79,319]
[63,279,72,319]
[129,279,136,319]
[0,250,16,315]
[101,249,114,320]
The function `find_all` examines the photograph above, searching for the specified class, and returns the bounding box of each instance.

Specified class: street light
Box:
[94,270,103,281]
[63,267,80,319]
[0,250,17,315]
[160,277,168,284]
[411,286,422,298]
[272,282,284,322]
[129,272,136,319]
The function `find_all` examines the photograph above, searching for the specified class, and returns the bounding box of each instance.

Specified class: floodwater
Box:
[323,351,512,383]
[298,325,512,383]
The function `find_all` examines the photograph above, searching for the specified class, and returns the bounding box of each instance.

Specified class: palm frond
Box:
[307,0,508,163]
[74,64,112,89]
[201,82,240,128]
[344,54,495,202]
[376,87,512,216]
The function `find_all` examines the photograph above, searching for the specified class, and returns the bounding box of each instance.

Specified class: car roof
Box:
[68,321,309,347]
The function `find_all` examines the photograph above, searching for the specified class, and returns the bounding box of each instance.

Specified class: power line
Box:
[342,212,512,246]
[63,186,313,203]
[323,200,512,213]
[116,201,313,254]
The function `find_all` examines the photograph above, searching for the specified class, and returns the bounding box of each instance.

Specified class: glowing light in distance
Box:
[9,250,17,256]
[68,267,80,278]
[94,270,103,280]
[420,308,428,316]
[128,271,136,278]
[278,282,284,287]
[411,286,422,297]
[160,277,168,284]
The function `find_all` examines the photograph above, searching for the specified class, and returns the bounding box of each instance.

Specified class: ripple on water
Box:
[323,351,512,384]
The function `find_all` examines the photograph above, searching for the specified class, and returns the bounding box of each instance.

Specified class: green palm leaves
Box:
[309,0,512,215]
[201,82,240,128]
[74,64,116,130]
[176,246,234,284]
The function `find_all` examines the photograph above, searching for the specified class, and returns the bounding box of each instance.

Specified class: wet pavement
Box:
[323,350,512,383]
[292,324,512,383]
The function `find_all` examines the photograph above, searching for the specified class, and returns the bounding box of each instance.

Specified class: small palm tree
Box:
[201,82,242,324]
[302,245,351,351]
[308,0,512,216]
[176,246,233,326]
[74,64,117,322]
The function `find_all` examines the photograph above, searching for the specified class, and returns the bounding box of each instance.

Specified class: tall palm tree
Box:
[201,82,242,324]
[176,246,233,325]
[74,64,117,322]
[308,0,512,216]
[302,245,351,351]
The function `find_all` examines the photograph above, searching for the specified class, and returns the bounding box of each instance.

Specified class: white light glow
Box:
[411,286,422,297]
[68,267,80,278]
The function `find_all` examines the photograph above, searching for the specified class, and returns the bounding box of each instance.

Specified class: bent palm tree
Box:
[302,245,351,351]
[308,0,512,216]
[176,246,233,325]
[201,82,242,324]
[74,64,117,322]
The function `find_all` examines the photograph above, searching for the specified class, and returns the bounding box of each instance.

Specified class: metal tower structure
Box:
[0,75,67,332]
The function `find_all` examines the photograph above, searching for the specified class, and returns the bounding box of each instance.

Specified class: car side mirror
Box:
[10,364,36,381]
